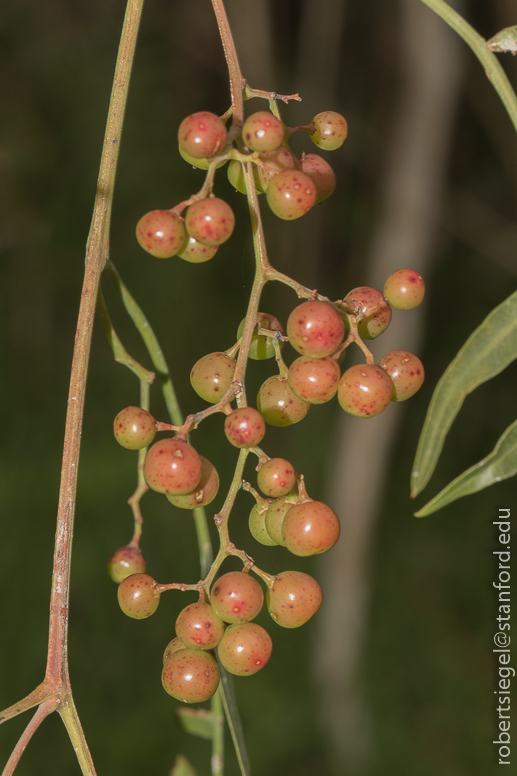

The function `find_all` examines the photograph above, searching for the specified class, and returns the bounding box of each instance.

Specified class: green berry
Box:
[210,571,264,624]
[166,456,220,509]
[282,501,340,556]
[242,111,285,153]
[237,313,285,360]
[162,648,220,703]
[117,573,160,619]
[178,111,228,159]
[337,364,392,418]
[136,210,186,259]
[266,170,316,220]
[267,571,322,628]
[217,623,272,676]
[249,503,278,546]
[185,198,235,246]
[224,408,266,448]
[257,375,310,427]
[264,495,299,546]
[296,153,336,203]
[190,352,236,403]
[257,458,296,498]
[178,144,227,170]
[287,356,340,404]
[310,111,348,151]
[177,235,218,263]
[108,546,146,583]
[163,637,186,664]
[143,438,202,495]
[384,269,425,309]
[175,602,225,650]
[227,160,262,195]
[377,351,424,401]
[341,287,392,340]
[113,406,156,450]
[287,300,344,358]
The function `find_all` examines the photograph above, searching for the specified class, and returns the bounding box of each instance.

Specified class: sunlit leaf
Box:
[176,707,214,740]
[169,754,198,776]
[487,25,517,54]
[411,290,517,497]
[415,419,517,516]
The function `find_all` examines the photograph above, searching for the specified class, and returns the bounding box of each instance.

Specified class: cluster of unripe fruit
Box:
[135,108,348,263]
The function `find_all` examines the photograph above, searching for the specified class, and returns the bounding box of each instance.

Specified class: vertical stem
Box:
[211,687,225,776]
[211,0,245,126]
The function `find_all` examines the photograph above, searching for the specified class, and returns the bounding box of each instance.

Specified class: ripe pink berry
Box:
[117,573,160,619]
[266,170,316,220]
[175,602,225,650]
[377,351,424,401]
[287,300,344,358]
[185,198,235,246]
[190,352,236,403]
[108,546,146,584]
[257,458,296,498]
[177,111,228,159]
[296,153,336,203]
[267,571,323,628]
[282,501,340,556]
[341,287,392,340]
[166,456,219,509]
[136,210,186,259]
[163,637,186,664]
[210,571,264,624]
[256,146,296,191]
[162,648,220,703]
[177,235,218,263]
[224,407,266,448]
[384,269,425,309]
[113,406,156,450]
[257,376,310,427]
[248,503,278,547]
[287,356,340,404]
[242,111,285,153]
[217,623,272,676]
[310,111,348,151]
[337,364,393,417]
[143,438,202,495]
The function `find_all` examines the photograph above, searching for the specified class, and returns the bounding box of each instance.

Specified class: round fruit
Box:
[217,623,272,676]
[296,153,336,203]
[249,503,278,547]
[136,210,186,259]
[108,546,146,584]
[178,111,228,159]
[337,364,392,418]
[117,573,160,619]
[242,111,284,153]
[384,269,425,309]
[266,170,316,220]
[163,637,186,664]
[265,495,299,546]
[113,407,156,450]
[175,602,225,650]
[237,313,285,360]
[185,198,235,246]
[190,352,236,403]
[257,375,310,427]
[178,144,228,170]
[341,287,392,340]
[287,356,340,404]
[227,160,262,195]
[377,351,424,401]
[267,571,323,628]
[282,501,340,556]
[162,648,220,703]
[177,235,218,263]
[224,408,266,448]
[287,300,344,358]
[310,111,348,151]
[166,456,219,509]
[210,571,264,624]
[143,438,202,495]
[257,458,296,498]
[256,146,296,191]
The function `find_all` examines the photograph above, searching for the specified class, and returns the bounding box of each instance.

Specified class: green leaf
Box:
[169,754,198,776]
[487,25,517,54]
[415,419,517,516]
[411,290,517,497]
[176,707,214,740]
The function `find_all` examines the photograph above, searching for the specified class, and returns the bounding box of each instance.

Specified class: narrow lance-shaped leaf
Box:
[169,754,198,776]
[176,707,214,740]
[415,419,517,517]
[411,290,517,497]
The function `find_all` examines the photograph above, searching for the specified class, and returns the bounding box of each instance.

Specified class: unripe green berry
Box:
[175,602,225,650]
[178,111,227,159]
[341,287,391,340]
[136,210,186,259]
[264,493,299,546]
[287,300,344,358]
[242,111,285,153]
[384,269,425,309]
[267,571,322,628]
[143,438,202,495]
[113,406,156,450]
[217,623,272,676]
[185,198,235,246]
[377,351,424,401]
[287,356,340,404]
[227,160,262,195]
[249,503,278,546]
[266,170,316,220]
[337,364,392,418]
[257,458,296,498]
[210,571,264,624]
[282,501,340,556]
[310,111,348,151]
[162,648,220,703]
[224,408,266,448]
[257,376,310,427]
[178,144,227,170]
[117,573,160,619]
[237,313,285,360]
[108,546,146,583]
[166,456,220,509]
[190,352,236,403]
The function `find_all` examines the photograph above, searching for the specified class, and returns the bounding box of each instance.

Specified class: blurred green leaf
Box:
[411,290,517,497]
[487,25,517,53]
[415,419,517,516]
[169,754,198,776]
[176,707,214,740]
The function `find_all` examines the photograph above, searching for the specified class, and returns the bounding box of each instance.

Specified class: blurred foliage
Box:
[0,1,516,775]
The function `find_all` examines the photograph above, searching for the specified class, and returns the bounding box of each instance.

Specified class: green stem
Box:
[211,687,225,776]
[59,696,97,776]
[419,0,517,133]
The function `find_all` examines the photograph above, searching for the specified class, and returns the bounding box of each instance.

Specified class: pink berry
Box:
[178,111,227,159]
[166,456,219,509]
[377,351,424,401]
[143,438,202,495]
[136,210,186,259]
[163,637,186,664]
[266,170,316,220]
[257,376,310,427]
[282,501,340,556]
[384,269,425,309]
[257,458,296,498]
[217,623,272,676]
[242,111,285,153]
[287,356,340,404]
[256,146,296,191]
[341,287,392,340]
[224,408,266,448]
[190,352,236,403]
[117,573,160,619]
[337,364,392,418]
[108,546,146,583]
[267,571,323,628]
[177,235,218,263]
[296,153,336,203]
[265,495,299,546]
[287,300,344,358]
[162,648,220,703]
[175,602,225,650]
[310,111,348,151]
[185,198,235,246]
[113,406,156,450]
[210,571,264,624]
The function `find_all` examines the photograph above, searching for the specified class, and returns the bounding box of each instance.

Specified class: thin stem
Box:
[59,696,97,776]
[211,0,245,128]
[419,0,517,133]
[96,289,155,383]
[2,699,58,776]
[211,687,225,776]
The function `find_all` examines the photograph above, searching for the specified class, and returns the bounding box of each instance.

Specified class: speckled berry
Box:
[310,111,348,151]
[113,406,156,450]
[264,494,299,546]
[136,210,186,259]
[108,546,146,583]
[242,111,285,153]
[237,313,285,360]
[185,198,235,246]
[190,352,236,403]
[166,456,219,509]
[341,287,392,340]
[249,503,278,546]
[224,408,265,448]
[282,501,340,556]
[267,571,322,628]
[117,573,160,619]
[266,170,316,220]
[175,602,225,650]
[257,458,296,498]
[337,364,392,418]
[377,351,424,401]
[178,111,228,159]
[143,438,202,495]
[287,300,344,358]
[177,235,218,263]
[384,269,425,310]
[163,637,186,664]
[257,376,310,427]
[256,146,296,191]
[217,623,272,676]
[210,571,264,624]
[296,153,336,203]
[162,648,220,703]
[287,356,340,404]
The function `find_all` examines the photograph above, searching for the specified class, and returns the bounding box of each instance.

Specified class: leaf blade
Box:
[176,707,214,740]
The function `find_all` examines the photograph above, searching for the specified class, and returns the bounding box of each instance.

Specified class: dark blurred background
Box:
[1,1,516,774]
